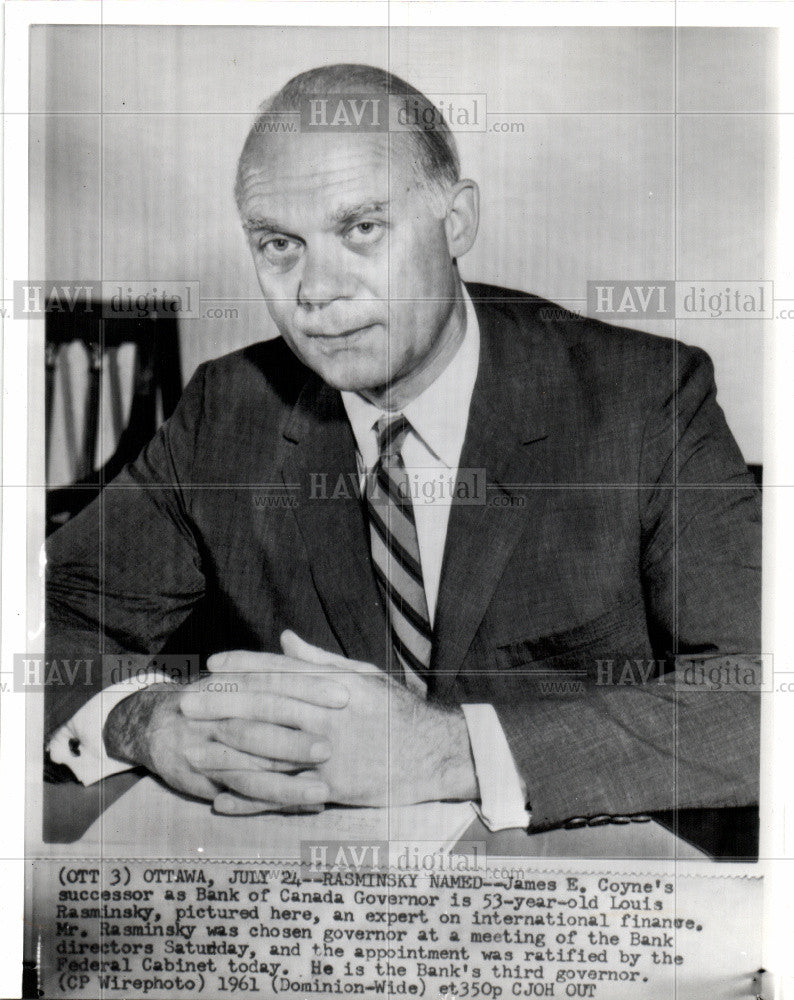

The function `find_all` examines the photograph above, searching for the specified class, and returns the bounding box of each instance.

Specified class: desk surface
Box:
[42,772,706,861]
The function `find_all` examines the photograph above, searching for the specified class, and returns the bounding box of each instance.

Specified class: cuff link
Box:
[563,813,653,830]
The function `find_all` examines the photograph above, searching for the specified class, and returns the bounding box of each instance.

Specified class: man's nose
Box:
[297,250,350,309]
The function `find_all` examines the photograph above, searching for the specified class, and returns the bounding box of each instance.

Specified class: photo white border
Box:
[3,2,792,997]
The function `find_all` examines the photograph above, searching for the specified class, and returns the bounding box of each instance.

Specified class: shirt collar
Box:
[341,284,480,470]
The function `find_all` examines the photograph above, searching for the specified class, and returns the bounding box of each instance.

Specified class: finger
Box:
[281,631,382,676]
[208,717,331,764]
[213,793,324,816]
[207,650,330,674]
[280,630,340,665]
[177,770,224,801]
[186,742,299,774]
[180,690,330,731]
[208,647,379,679]
[206,769,329,806]
[189,669,349,708]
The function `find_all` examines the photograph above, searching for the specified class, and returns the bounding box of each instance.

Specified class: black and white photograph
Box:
[2,4,791,998]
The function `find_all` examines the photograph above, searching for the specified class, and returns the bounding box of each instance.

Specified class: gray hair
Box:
[235,63,460,213]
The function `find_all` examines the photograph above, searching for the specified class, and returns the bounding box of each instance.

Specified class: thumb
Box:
[280,629,340,665]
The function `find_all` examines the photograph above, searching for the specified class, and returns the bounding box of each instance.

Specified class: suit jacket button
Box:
[630,814,652,823]
[564,816,588,830]
[610,815,632,825]
[587,814,612,826]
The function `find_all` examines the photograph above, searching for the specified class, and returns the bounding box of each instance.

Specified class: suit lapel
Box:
[431,294,552,694]
[280,375,392,674]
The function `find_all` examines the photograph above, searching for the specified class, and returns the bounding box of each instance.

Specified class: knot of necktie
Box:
[375,413,411,462]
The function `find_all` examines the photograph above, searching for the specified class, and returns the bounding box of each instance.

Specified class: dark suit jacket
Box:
[46,283,761,832]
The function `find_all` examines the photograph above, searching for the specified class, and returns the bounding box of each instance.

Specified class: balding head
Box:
[235,63,460,215]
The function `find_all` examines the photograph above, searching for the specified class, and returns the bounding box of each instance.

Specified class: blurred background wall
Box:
[29,25,776,479]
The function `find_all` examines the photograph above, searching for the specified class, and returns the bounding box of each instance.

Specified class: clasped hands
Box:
[104,631,477,816]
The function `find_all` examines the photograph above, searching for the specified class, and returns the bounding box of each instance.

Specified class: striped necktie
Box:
[365,413,432,685]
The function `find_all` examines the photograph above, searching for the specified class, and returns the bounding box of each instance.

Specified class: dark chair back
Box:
[46,299,182,534]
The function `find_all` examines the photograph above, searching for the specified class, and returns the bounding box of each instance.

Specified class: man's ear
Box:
[444,179,480,260]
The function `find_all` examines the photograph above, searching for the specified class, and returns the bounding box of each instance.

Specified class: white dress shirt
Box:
[50,284,530,830]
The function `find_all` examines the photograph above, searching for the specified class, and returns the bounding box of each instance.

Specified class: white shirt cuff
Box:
[48,671,174,785]
[461,703,532,831]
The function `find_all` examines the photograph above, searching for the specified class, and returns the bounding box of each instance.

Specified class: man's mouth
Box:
[304,322,380,340]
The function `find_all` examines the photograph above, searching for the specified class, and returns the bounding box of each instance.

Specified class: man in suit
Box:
[47,64,760,840]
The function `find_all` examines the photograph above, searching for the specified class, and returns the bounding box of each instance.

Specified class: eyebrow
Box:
[242,217,287,234]
[329,201,389,228]
[242,201,389,236]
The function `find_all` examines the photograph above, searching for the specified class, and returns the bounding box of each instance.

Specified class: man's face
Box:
[237,130,459,396]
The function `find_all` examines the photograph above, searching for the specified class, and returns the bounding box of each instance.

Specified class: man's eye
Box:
[345,221,384,246]
[259,237,303,268]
